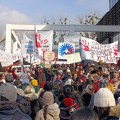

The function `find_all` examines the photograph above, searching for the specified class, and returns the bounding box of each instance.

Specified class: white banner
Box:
[64,36,80,49]
[0,49,13,67]
[39,31,53,51]
[22,34,34,54]
[58,43,75,59]
[20,61,29,84]
[81,37,118,63]
[66,53,81,64]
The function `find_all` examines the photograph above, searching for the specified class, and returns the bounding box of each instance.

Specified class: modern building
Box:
[109,0,119,9]
[97,0,120,43]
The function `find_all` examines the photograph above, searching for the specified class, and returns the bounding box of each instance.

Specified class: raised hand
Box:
[81,40,90,51]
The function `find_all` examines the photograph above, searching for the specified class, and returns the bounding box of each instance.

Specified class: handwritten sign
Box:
[81,37,118,63]
[44,64,51,68]
[66,53,81,64]
[22,34,34,54]
[38,31,53,51]
[43,51,56,62]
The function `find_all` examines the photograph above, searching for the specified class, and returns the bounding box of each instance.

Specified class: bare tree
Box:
[78,13,100,40]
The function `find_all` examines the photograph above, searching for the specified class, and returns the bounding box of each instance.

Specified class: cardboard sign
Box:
[44,64,51,68]
[67,53,81,64]
[43,51,56,62]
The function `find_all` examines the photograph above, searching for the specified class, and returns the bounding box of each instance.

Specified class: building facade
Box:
[109,0,119,9]
[97,0,120,44]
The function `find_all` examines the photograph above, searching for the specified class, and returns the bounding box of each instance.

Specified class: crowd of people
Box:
[0,60,120,120]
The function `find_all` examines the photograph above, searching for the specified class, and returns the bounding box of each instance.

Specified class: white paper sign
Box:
[81,37,118,63]
[0,49,13,66]
[22,34,34,54]
[66,53,81,64]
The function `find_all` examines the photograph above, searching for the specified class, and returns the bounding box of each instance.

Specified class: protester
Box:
[94,88,119,120]
[0,83,32,120]
[35,91,60,120]
[70,107,99,120]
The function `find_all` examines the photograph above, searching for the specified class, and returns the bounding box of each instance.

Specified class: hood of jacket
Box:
[46,103,60,116]
[35,103,60,120]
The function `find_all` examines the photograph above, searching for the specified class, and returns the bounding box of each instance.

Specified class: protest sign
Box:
[0,49,13,67]
[44,64,51,68]
[43,51,56,62]
[81,37,118,63]
[35,31,53,60]
[22,34,34,54]
[66,53,81,64]
[58,43,75,59]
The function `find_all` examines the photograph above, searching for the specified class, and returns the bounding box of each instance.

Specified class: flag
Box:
[35,34,41,48]
[35,33,42,60]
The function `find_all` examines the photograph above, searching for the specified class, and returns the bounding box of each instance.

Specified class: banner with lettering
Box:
[38,31,53,51]
[22,34,34,54]
[81,37,118,63]
[35,31,53,60]
[0,49,13,66]
[64,36,80,49]
[66,52,81,64]
[58,43,75,59]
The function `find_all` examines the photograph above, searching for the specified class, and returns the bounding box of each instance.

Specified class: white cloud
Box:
[0,4,31,40]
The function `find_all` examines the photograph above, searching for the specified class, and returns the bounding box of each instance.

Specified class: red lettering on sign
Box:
[41,39,48,44]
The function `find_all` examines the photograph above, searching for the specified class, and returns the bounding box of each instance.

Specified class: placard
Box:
[81,37,118,63]
[44,64,51,68]
[43,51,56,62]
[67,53,81,64]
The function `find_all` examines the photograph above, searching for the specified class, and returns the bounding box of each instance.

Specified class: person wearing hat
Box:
[0,83,32,120]
[5,73,14,83]
[24,85,38,101]
[94,88,118,120]
[16,88,31,115]
[81,84,94,107]
[35,91,60,120]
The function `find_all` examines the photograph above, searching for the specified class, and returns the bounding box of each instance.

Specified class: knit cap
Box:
[0,83,17,102]
[5,73,14,83]
[42,91,54,105]
[94,88,115,107]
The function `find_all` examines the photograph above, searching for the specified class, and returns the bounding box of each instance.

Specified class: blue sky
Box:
[0,0,109,24]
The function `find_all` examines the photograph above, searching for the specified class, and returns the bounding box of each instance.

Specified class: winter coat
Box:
[0,101,32,120]
[109,104,120,118]
[16,95,31,115]
[35,103,60,120]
